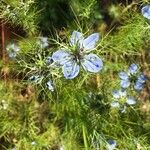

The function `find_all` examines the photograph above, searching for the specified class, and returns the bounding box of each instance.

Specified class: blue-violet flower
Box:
[52,31,103,79]
[134,74,147,91]
[119,63,138,88]
[119,64,147,91]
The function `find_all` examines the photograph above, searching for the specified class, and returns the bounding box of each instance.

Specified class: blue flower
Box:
[119,72,130,88]
[6,43,20,58]
[119,64,147,91]
[111,89,136,112]
[137,74,147,83]
[119,64,138,88]
[119,64,143,89]
[134,74,147,91]
[52,31,103,79]
[107,140,117,150]
[141,5,150,19]
[128,63,138,74]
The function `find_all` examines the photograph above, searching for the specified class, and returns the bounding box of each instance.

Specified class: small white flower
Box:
[6,43,20,58]
[37,37,49,48]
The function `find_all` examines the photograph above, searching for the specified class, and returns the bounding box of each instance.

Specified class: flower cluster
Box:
[29,72,54,92]
[30,76,54,91]
[119,64,147,91]
[111,64,147,112]
[26,38,55,92]
[6,43,20,58]
[111,89,136,112]
[141,5,150,19]
[52,31,103,79]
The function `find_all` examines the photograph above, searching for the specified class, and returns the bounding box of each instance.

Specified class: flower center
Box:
[73,49,84,63]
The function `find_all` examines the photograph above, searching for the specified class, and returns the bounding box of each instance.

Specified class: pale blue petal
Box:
[134,75,147,91]
[119,72,129,80]
[126,97,136,105]
[81,54,103,73]
[120,79,130,88]
[111,101,120,108]
[62,61,80,79]
[141,5,150,19]
[137,74,147,83]
[83,33,99,51]
[52,50,72,65]
[128,63,138,74]
[134,81,144,91]
[70,31,84,46]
